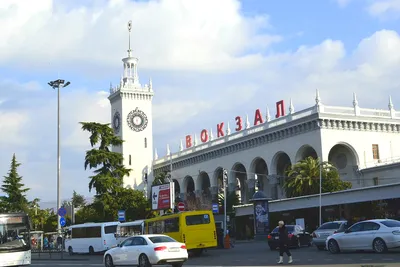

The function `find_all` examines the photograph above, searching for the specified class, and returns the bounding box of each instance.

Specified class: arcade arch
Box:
[273,152,292,176]
[295,145,318,162]
[197,171,211,199]
[172,179,181,199]
[213,167,224,193]
[250,157,269,194]
[328,143,359,181]
[183,175,195,198]
[231,163,248,203]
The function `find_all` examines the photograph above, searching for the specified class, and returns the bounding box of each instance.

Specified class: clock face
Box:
[127,107,148,132]
[113,111,121,133]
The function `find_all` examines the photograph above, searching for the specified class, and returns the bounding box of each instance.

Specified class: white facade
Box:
[108,24,154,192]
[153,92,400,204]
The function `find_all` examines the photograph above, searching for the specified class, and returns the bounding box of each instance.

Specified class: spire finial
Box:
[179,140,183,151]
[166,144,170,156]
[210,128,214,140]
[127,20,132,57]
[315,88,321,105]
[154,149,158,160]
[289,98,294,114]
[389,95,394,109]
[266,106,271,122]
[245,114,250,129]
[353,92,358,107]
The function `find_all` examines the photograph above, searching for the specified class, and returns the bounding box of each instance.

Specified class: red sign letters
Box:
[185,100,286,149]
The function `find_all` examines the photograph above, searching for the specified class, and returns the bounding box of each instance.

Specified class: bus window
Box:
[165,218,179,233]
[148,221,164,234]
[185,214,210,226]
[72,227,101,238]
[104,225,117,234]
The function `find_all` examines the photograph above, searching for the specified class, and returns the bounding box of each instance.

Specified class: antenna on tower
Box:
[127,20,132,57]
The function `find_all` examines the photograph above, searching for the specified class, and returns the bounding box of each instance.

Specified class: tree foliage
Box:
[283,156,352,198]
[72,190,86,208]
[0,154,30,213]
[80,122,131,195]
[78,121,152,222]
[218,191,240,213]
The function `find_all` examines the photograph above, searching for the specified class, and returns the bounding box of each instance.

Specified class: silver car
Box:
[326,219,400,254]
[312,221,347,250]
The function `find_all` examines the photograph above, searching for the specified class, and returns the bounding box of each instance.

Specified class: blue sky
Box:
[1,0,400,205]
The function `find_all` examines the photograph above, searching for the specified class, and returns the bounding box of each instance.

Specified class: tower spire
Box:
[127,20,132,57]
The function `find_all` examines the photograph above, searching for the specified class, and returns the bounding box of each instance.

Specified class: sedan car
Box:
[312,220,348,250]
[268,225,312,250]
[326,219,400,254]
[104,234,188,267]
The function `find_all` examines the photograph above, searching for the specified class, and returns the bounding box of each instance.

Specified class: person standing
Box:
[277,221,293,264]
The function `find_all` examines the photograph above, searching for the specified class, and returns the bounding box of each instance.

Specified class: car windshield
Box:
[317,222,342,230]
[380,220,400,228]
[272,226,294,233]
[149,236,176,243]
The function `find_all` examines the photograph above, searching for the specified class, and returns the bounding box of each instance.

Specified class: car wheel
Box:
[138,253,151,267]
[328,239,340,254]
[373,238,387,253]
[171,262,184,267]
[104,255,114,267]
[317,245,325,251]
[89,246,94,255]
[68,246,73,256]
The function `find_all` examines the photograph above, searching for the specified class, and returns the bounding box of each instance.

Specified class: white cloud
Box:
[1,0,400,202]
[0,0,280,73]
[335,0,353,8]
[367,0,400,18]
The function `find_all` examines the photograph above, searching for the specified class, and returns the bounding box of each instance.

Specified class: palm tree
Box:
[283,156,337,198]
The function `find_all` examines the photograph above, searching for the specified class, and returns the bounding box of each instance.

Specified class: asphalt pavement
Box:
[31,241,400,266]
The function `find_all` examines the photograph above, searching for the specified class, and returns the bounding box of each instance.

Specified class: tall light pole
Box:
[319,159,322,226]
[48,79,70,234]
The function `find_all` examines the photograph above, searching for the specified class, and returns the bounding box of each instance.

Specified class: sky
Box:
[1,0,400,205]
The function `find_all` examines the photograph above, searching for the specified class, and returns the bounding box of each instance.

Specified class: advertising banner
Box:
[151,182,175,210]
[253,200,269,235]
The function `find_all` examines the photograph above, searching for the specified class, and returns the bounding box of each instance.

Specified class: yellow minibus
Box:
[144,210,217,255]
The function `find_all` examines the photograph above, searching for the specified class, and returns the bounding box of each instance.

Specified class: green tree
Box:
[0,154,30,212]
[72,190,86,208]
[80,122,151,222]
[80,122,131,195]
[152,172,168,186]
[283,156,352,198]
[218,191,240,213]
[75,205,103,224]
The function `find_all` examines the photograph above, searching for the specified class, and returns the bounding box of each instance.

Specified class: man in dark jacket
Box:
[277,220,293,264]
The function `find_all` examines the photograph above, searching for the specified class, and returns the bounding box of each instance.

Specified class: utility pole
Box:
[48,79,70,234]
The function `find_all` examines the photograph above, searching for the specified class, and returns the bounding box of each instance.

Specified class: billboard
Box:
[253,200,269,235]
[151,182,175,210]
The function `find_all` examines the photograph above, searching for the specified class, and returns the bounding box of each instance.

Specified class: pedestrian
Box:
[277,220,293,264]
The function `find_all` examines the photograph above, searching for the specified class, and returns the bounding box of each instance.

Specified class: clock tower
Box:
[108,21,154,194]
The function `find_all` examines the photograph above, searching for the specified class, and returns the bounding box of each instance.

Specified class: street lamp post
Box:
[319,160,322,226]
[48,79,70,234]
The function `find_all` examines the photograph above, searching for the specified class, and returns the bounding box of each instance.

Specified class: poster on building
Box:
[151,182,175,210]
[253,200,269,235]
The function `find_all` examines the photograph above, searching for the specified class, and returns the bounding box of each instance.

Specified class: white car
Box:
[103,234,188,267]
[326,219,400,254]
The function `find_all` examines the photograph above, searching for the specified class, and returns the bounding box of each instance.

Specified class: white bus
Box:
[115,220,144,242]
[65,222,119,255]
[0,213,31,266]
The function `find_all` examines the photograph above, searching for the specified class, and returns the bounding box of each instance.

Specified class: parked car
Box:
[267,225,312,250]
[326,219,400,254]
[103,234,188,267]
[312,220,348,250]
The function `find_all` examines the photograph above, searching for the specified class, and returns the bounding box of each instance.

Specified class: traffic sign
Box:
[58,207,67,217]
[177,202,185,212]
[118,210,125,222]
[212,203,219,214]
[60,217,66,227]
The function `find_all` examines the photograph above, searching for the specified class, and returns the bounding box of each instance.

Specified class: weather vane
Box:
[128,20,132,32]
[127,20,132,54]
